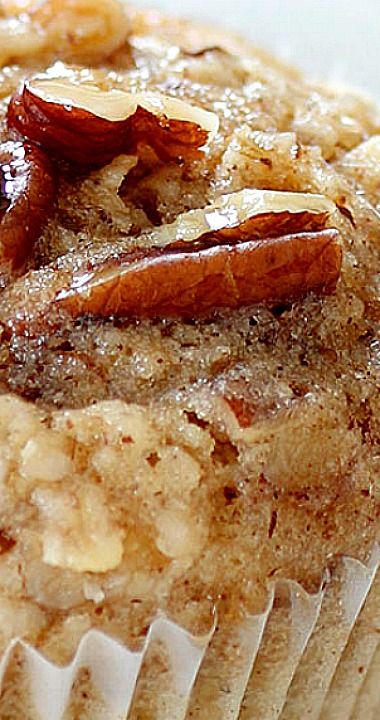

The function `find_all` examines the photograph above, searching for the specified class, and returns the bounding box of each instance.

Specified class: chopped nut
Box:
[8,72,219,166]
[20,431,73,484]
[33,485,124,573]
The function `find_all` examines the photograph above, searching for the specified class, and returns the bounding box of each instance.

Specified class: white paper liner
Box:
[0,551,378,719]
[239,580,324,720]
[0,618,213,720]
[186,589,275,720]
[319,566,380,720]
[350,639,380,720]
[280,552,380,720]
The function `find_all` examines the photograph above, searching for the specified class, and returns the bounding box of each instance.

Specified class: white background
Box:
[139,0,380,99]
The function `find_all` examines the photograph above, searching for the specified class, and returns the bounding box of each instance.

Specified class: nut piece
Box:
[150,188,337,247]
[57,229,342,319]
[33,485,124,573]
[8,73,219,166]
[55,188,339,318]
[0,140,56,279]
[19,431,73,485]
[0,189,340,335]
[0,0,130,66]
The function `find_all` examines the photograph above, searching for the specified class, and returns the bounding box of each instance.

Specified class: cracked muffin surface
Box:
[0,0,378,668]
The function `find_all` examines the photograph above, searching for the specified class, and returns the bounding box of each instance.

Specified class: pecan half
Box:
[0,140,56,280]
[0,189,341,336]
[7,73,219,166]
[56,229,341,319]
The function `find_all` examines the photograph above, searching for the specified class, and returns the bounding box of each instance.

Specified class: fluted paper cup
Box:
[0,550,379,719]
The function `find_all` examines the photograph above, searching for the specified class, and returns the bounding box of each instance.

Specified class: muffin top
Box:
[0,0,378,660]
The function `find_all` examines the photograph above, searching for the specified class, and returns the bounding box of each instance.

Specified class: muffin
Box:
[0,0,379,717]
